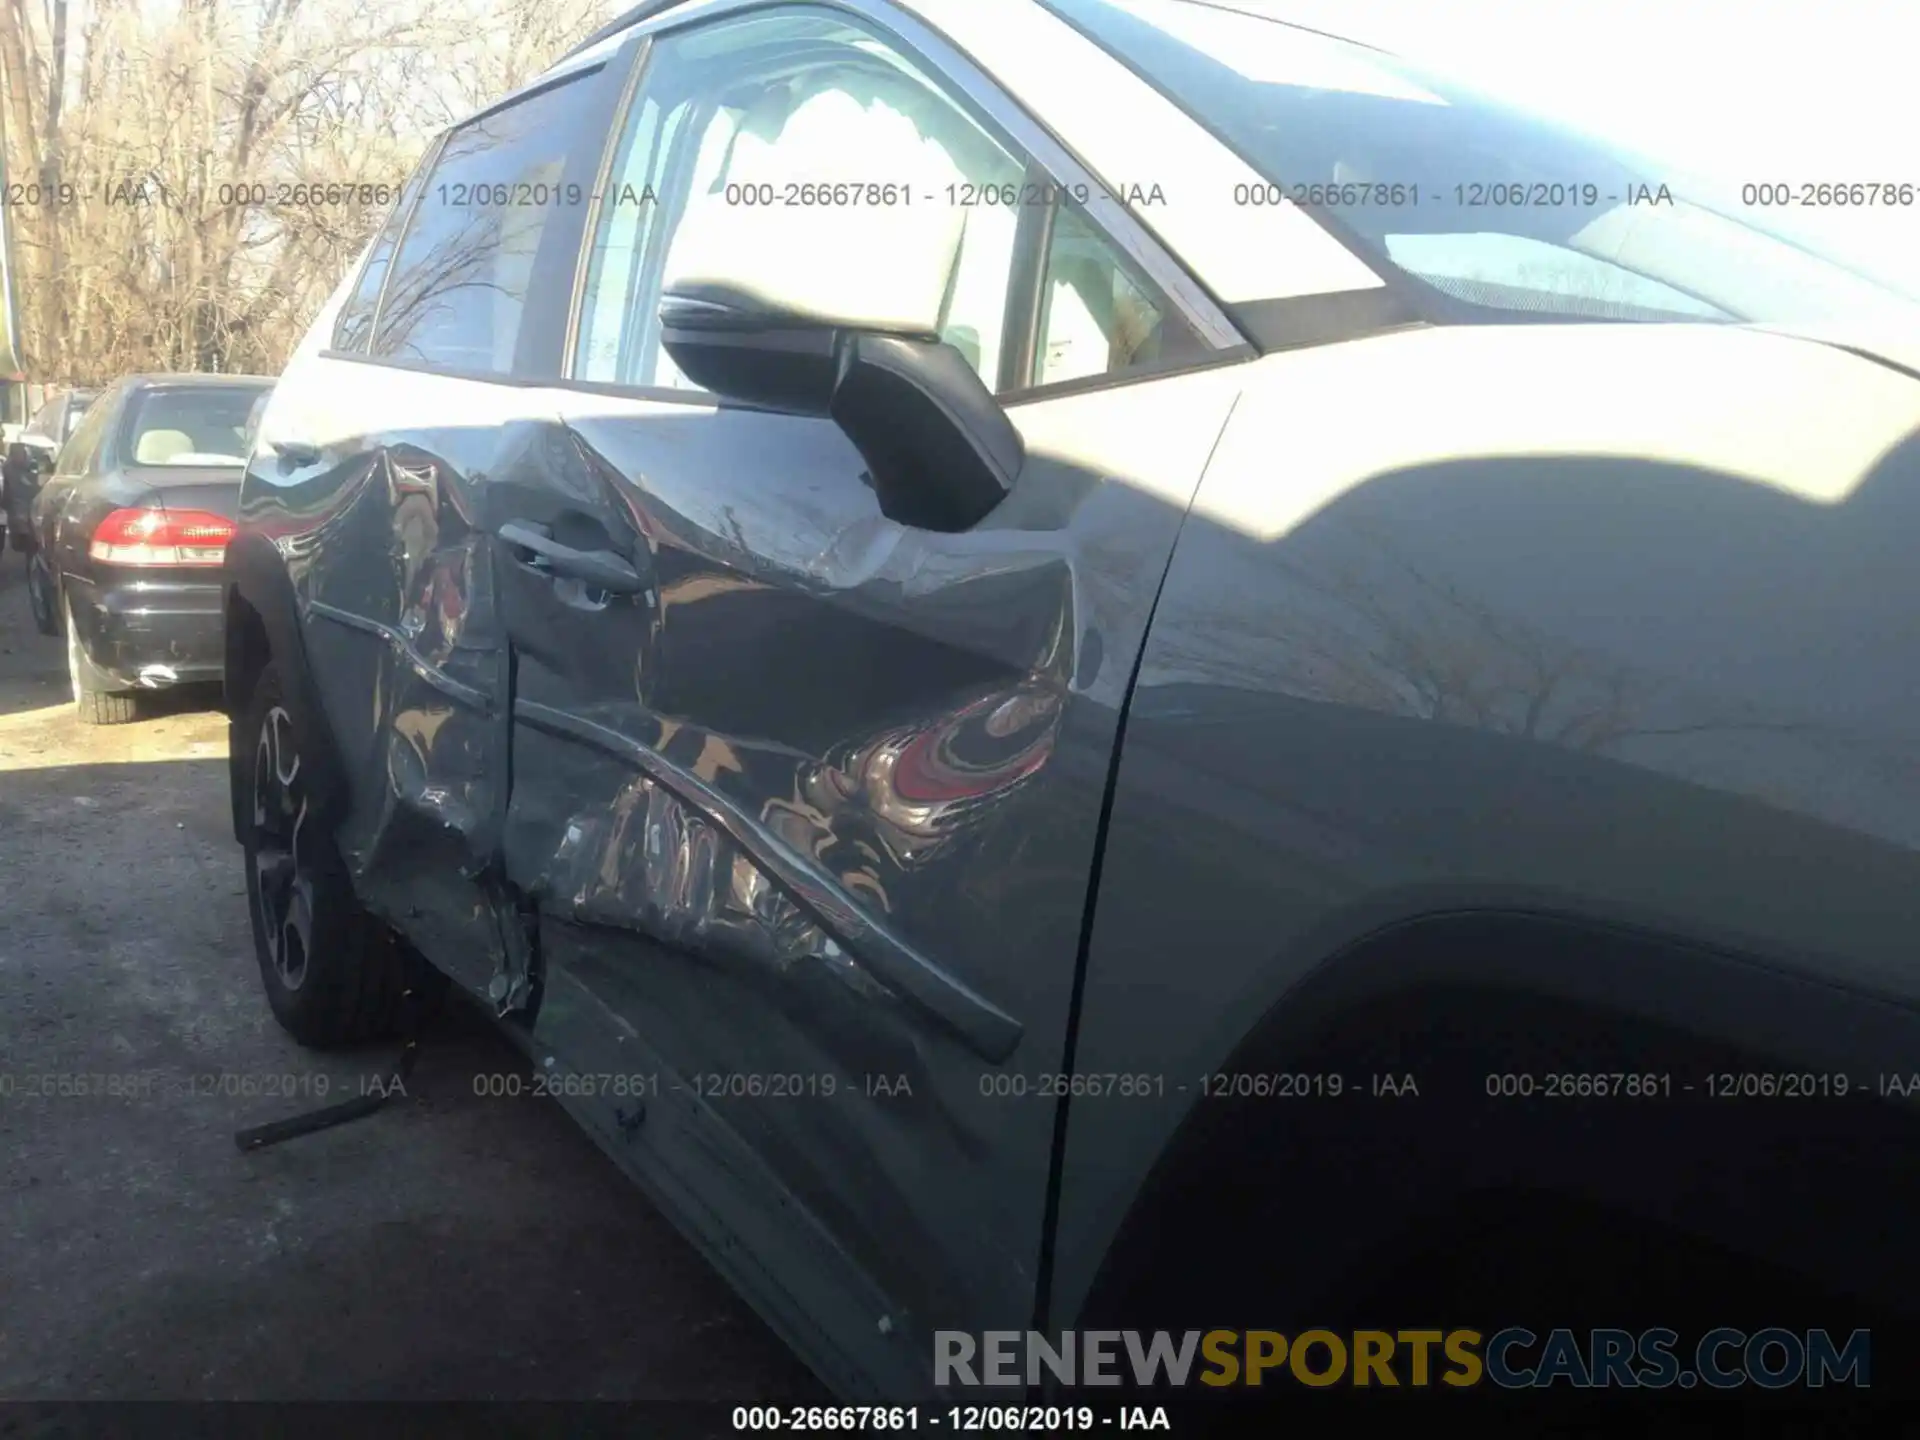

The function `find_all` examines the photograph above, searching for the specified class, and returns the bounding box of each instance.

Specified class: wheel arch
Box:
[223,532,352,845]
[1073,906,1920,1327]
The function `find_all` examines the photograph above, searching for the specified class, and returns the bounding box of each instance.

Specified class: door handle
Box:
[498,519,645,594]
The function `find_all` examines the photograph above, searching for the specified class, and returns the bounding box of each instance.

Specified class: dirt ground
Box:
[0,551,822,1407]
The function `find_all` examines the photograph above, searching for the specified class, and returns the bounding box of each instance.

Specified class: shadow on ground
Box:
[0,539,824,1402]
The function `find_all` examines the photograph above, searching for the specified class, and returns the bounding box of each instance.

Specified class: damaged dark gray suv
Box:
[223,0,1920,1414]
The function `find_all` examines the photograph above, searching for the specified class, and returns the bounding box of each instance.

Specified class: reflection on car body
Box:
[3,385,96,552]
[219,0,1920,1412]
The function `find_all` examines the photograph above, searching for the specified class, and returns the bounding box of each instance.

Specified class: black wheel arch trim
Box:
[1074,900,1920,1324]
[222,533,352,846]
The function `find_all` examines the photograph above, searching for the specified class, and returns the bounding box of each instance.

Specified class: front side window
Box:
[373,72,607,374]
[576,8,1182,397]
[577,10,1029,392]
[63,394,94,440]
[120,386,269,467]
[1044,0,1920,331]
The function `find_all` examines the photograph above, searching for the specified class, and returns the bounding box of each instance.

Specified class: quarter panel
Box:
[241,353,565,996]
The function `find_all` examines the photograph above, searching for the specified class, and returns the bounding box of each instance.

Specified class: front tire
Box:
[66,596,138,725]
[242,660,439,1047]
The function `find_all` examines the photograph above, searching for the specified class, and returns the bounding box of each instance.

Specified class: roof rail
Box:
[557,0,688,65]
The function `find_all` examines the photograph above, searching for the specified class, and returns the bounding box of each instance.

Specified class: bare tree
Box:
[1162,515,1816,757]
[418,0,613,123]
[0,0,611,382]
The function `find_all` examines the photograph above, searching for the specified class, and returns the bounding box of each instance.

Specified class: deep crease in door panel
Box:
[502,373,1244,1356]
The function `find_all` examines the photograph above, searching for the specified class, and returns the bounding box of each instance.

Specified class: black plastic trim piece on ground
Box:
[233,979,427,1152]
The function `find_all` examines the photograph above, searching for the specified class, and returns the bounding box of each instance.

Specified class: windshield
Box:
[121,384,269,467]
[1044,0,1920,331]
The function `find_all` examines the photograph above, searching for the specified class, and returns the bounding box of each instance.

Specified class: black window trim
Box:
[312,349,601,387]
[1005,162,1234,397]
[463,56,617,133]
[561,31,656,384]
[555,0,1246,407]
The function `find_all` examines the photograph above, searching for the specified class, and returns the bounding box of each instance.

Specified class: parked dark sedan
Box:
[2,385,97,554]
[31,372,273,723]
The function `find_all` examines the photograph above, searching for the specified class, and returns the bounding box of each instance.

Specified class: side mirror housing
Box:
[657,203,1023,532]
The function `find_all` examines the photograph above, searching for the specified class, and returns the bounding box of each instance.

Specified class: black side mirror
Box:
[660,283,1023,534]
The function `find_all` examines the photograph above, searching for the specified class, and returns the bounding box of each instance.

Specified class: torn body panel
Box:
[265,356,562,1004]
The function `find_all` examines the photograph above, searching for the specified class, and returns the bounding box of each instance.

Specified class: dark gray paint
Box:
[234,360,1232,1397]
[486,376,1228,1393]
[222,0,1920,1407]
[1047,324,1920,1325]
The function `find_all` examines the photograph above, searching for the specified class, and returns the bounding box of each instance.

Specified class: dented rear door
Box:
[292,356,550,1005]
[281,48,629,1008]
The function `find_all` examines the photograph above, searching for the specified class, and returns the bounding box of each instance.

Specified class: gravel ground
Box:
[0,550,822,1406]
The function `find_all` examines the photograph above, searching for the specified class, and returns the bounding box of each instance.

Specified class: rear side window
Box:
[372,72,609,374]
[55,387,120,476]
[120,387,268,467]
[332,165,432,353]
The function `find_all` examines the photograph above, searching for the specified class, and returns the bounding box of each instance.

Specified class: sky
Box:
[1241,0,1920,291]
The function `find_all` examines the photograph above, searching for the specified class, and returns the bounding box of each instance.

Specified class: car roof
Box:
[552,0,1388,70]
[555,0,688,65]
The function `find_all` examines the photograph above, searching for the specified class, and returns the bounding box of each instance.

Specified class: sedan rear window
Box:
[122,386,268,467]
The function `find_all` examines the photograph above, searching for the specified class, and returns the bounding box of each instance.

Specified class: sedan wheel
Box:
[66,597,138,725]
[26,550,58,636]
[251,705,315,992]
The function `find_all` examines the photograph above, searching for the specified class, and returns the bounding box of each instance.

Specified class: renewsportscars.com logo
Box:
[934,1328,1871,1390]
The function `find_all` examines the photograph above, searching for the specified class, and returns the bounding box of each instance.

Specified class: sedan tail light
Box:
[88,507,236,566]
